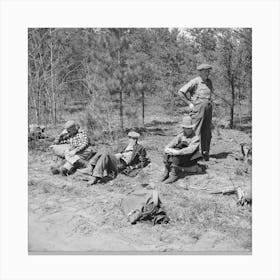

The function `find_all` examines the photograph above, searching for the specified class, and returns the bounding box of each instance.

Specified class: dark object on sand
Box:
[121,189,169,225]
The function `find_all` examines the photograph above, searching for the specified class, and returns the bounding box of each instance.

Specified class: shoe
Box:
[88,176,101,185]
[60,167,69,176]
[50,166,60,175]
[77,165,94,176]
[202,151,209,161]
[164,167,179,184]
[160,166,170,182]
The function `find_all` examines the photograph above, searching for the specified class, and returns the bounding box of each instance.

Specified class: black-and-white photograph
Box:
[28,28,252,253]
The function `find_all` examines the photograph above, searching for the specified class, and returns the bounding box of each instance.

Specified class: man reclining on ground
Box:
[50,120,94,176]
[77,131,150,184]
[161,115,202,184]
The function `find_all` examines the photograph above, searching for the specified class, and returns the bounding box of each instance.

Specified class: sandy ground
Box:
[28,127,251,253]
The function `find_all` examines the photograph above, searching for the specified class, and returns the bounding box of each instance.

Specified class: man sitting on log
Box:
[161,115,202,184]
[50,120,93,176]
[77,131,150,184]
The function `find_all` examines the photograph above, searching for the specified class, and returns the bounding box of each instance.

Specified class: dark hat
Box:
[128,131,140,139]
[197,63,212,71]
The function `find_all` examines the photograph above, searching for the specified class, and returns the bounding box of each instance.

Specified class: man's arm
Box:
[74,130,89,153]
[165,134,181,150]
[128,146,149,169]
[176,136,200,156]
[177,78,197,104]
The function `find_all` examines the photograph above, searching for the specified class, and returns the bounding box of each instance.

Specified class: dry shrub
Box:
[78,98,114,142]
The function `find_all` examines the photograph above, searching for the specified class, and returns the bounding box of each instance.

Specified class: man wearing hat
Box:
[161,115,201,184]
[78,131,150,184]
[50,120,93,175]
[177,63,214,161]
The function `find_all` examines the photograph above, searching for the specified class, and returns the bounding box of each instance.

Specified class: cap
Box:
[197,63,212,71]
[128,131,140,139]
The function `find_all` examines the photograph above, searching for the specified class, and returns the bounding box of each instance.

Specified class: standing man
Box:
[161,115,201,184]
[178,63,213,161]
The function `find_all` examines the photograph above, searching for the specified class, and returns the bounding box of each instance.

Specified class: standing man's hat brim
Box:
[197,63,212,71]
[181,115,195,128]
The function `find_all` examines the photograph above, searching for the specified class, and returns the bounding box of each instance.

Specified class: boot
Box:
[202,151,209,161]
[60,162,73,176]
[77,164,94,176]
[164,167,179,184]
[60,167,69,176]
[50,166,60,175]
[88,176,101,186]
[160,165,170,182]
[50,159,64,175]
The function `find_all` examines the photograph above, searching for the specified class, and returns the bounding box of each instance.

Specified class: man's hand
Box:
[165,147,180,156]
[189,103,194,111]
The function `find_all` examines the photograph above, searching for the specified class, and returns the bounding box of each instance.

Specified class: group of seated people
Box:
[50,115,204,184]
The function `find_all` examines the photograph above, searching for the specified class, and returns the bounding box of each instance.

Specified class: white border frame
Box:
[1,0,280,279]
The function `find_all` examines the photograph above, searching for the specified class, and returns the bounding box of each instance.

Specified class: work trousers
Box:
[164,149,201,168]
[51,144,93,166]
[190,101,213,154]
[91,149,126,178]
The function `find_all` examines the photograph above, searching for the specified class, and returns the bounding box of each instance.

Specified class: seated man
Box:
[162,115,201,184]
[50,120,93,176]
[78,131,150,184]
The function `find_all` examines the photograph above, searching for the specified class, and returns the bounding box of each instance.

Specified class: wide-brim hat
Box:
[181,115,195,128]
[128,131,140,139]
[197,63,212,71]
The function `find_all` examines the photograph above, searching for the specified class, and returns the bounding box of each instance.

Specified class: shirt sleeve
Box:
[178,78,197,101]
[165,134,182,149]
[75,130,89,153]
[177,135,200,155]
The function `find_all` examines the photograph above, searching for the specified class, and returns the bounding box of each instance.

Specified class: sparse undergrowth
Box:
[28,124,251,253]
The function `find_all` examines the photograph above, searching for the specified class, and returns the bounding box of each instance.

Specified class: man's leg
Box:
[191,103,205,137]
[200,102,213,160]
[91,151,119,183]
[51,144,70,158]
[164,155,182,184]
[160,154,172,181]
[50,144,70,175]
[77,149,104,175]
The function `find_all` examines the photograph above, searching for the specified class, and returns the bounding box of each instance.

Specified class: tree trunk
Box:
[119,91,124,131]
[35,89,40,125]
[141,91,145,127]
[230,76,235,129]
[50,28,56,125]
[117,35,124,132]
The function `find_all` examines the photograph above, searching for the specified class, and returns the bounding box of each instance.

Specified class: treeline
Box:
[28,28,252,134]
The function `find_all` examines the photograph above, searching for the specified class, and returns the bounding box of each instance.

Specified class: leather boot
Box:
[77,164,94,176]
[88,176,101,186]
[50,166,60,175]
[164,167,179,184]
[160,165,170,182]
[60,162,73,176]
[202,151,209,161]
